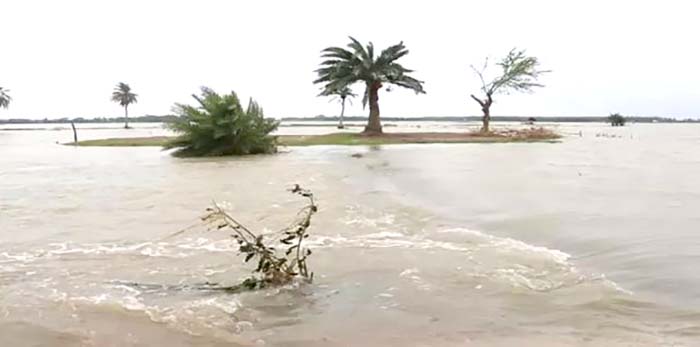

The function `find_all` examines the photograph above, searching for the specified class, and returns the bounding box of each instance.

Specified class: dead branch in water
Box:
[201,185,317,292]
[70,121,78,144]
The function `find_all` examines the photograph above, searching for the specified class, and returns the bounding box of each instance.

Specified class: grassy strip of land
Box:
[73,129,561,147]
[74,136,173,146]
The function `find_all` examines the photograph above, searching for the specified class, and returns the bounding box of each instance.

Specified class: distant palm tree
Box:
[0,87,11,109]
[111,82,138,128]
[315,37,425,134]
[325,86,356,129]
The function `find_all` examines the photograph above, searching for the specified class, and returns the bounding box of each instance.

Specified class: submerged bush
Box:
[165,87,279,157]
[201,185,317,292]
[120,186,317,294]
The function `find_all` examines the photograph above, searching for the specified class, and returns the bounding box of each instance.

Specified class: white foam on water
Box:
[399,268,431,291]
[343,213,396,228]
[304,226,631,295]
[176,238,236,253]
[305,233,472,253]
[3,222,631,303]
[0,251,38,263]
[437,227,571,264]
[435,228,636,294]
[363,231,405,239]
[185,297,241,315]
[47,241,154,256]
[3,238,236,262]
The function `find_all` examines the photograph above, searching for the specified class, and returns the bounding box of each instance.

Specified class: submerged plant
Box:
[201,185,317,291]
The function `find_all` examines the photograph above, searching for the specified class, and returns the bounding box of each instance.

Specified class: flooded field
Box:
[1,122,700,346]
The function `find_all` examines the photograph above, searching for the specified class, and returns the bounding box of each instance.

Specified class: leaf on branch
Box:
[245,253,255,263]
[471,48,549,98]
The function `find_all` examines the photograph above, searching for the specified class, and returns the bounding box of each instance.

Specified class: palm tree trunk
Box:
[124,105,129,129]
[364,82,382,134]
[338,97,346,129]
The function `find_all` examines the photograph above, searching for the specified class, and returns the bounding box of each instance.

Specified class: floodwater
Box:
[1,122,699,346]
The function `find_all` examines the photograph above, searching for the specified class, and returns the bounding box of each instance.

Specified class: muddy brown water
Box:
[1,122,699,346]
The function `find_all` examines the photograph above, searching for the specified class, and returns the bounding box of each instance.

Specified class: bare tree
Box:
[470,48,549,132]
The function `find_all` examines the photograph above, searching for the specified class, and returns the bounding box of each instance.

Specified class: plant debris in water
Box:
[200,185,317,292]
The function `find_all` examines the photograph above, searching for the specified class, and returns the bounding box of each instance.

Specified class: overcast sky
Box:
[2,0,699,119]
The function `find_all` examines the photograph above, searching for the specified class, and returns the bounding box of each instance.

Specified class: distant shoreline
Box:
[1,115,699,125]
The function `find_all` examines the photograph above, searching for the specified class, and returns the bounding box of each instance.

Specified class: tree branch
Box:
[470,94,485,107]
[470,62,489,94]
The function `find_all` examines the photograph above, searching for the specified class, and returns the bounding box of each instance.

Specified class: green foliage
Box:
[326,86,356,102]
[314,36,425,107]
[201,185,317,292]
[473,48,550,97]
[111,82,138,107]
[0,87,11,109]
[165,87,279,157]
[492,49,549,94]
[609,113,627,126]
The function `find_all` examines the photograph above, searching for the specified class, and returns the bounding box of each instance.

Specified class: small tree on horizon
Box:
[470,48,549,133]
[609,113,626,126]
[323,86,356,129]
[315,37,425,134]
[0,87,11,110]
[111,82,138,129]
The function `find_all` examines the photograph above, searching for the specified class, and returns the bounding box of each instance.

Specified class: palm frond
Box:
[390,75,426,94]
[314,37,425,95]
[111,82,138,106]
[348,36,369,63]
[321,47,355,60]
[0,87,12,109]
[376,42,408,66]
[323,86,357,100]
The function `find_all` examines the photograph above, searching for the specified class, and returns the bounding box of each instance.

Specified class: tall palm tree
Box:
[111,82,138,128]
[0,87,11,109]
[315,37,425,134]
[325,86,356,129]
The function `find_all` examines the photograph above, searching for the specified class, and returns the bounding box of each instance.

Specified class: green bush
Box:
[608,113,626,127]
[165,87,279,157]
